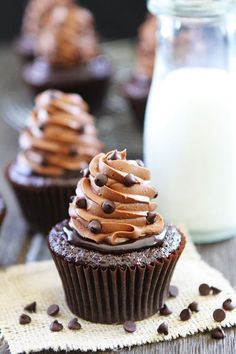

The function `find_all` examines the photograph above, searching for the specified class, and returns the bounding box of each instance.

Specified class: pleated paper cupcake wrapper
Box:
[50,236,186,324]
[9,181,75,234]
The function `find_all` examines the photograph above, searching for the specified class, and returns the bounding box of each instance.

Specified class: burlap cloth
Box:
[0,237,236,354]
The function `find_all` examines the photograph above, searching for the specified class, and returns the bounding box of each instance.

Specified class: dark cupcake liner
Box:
[50,234,186,324]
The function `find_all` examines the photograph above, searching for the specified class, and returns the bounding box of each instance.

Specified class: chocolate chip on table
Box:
[223,298,236,311]
[50,320,63,332]
[24,301,37,313]
[211,327,225,339]
[68,318,82,330]
[88,219,102,234]
[146,212,157,225]
[169,285,179,298]
[160,304,172,316]
[102,200,116,214]
[213,308,226,322]
[47,304,60,316]
[188,301,200,312]
[76,197,87,209]
[19,314,31,325]
[136,159,144,167]
[180,308,191,321]
[157,322,169,335]
[109,150,119,160]
[124,173,137,187]
[82,168,90,178]
[123,321,136,333]
[199,283,211,296]
[211,286,222,295]
[95,173,108,187]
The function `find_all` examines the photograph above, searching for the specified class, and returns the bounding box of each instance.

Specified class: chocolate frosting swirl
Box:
[16,90,102,177]
[69,150,164,245]
[37,4,99,67]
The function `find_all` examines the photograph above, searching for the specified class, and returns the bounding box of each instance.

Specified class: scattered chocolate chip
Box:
[199,283,211,296]
[169,285,179,298]
[157,322,168,335]
[213,308,226,322]
[211,327,225,339]
[50,320,63,332]
[24,301,37,313]
[68,318,82,330]
[136,159,144,167]
[19,314,31,325]
[146,212,157,225]
[153,190,158,198]
[109,150,119,160]
[180,308,191,321]
[123,321,136,333]
[223,298,236,311]
[82,168,90,178]
[188,301,200,312]
[69,147,78,156]
[124,173,137,187]
[95,173,108,187]
[88,219,102,234]
[77,126,85,134]
[211,286,222,295]
[160,304,172,316]
[70,196,76,202]
[102,200,116,214]
[38,124,45,131]
[76,197,87,209]
[47,304,60,317]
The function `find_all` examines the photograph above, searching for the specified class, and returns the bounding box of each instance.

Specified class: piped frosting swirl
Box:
[69,150,164,245]
[16,90,102,177]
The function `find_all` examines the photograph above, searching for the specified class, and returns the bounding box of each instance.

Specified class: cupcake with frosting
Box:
[22,4,112,112]
[0,194,6,230]
[48,149,186,324]
[122,15,157,127]
[6,89,103,234]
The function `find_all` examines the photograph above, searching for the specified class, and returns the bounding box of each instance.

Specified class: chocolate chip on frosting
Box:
[77,126,85,134]
[124,173,137,187]
[76,197,87,209]
[160,304,172,316]
[223,298,236,311]
[50,320,63,332]
[19,314,31,325]
[199,283,211,296]
[136,159,144,167]
[102,201,116,214]
[68,317,82,330]
[95,173,108,187]
[213,309,226,322]
[123,321,136,333]
[157,322,169,335]
[108,150,119,160]
[24,301,37,313]
[82,168,90,178]
[211,327,225,340]
[180,308,191,321]
[88,220,102,234]
[146,212,157,224]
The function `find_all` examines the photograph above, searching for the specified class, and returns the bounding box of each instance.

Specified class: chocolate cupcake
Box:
[0,194,6,229]
[6,90,103,234]
[48,149,186,324]
[16,0,73,61]
[22,4,112,113]
[122,15,157,128]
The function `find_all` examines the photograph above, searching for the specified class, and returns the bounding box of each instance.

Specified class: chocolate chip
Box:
[95,173,108,187]
[188,301,200,312]
[136,159,144,167]
[146,212,157,225]
[123,321,136,333]
[160,304,172,316]
[68,318,81,330]
[223,298,236,311]
[24,301,36,313]
[47,304,60,316]
[199,283,211,296]
[211,327,225,339]
[19,314,31,325]
[50,320,63,332]
[109,150,119,160]
[213,308,226,322]
[41,157,48,167]
[38,123,45,131]
[82,168,90,178]
[76,197,87,209]
[77,126,85,134]
[124,173,137,187]
[211,286,222,295]
[69,147,78,156]
[153,190,158,198]
[88,219,102,234]
[102,200,116,214]
[180,308,191,321]
[169,285,179,298]
[70,196,75,202]
[157,322,168,335]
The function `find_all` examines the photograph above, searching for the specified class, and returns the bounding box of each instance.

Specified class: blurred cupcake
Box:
[0,194,6,229]
[16,0,73,61]
[122,15,157,128]
[22,4,112,113]
[6,90,103,234]
[48,149,186,324]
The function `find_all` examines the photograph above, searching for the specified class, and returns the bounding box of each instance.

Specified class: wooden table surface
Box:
[0,42,236,354]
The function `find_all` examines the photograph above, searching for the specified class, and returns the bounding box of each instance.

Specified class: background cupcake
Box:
[0,194,6,230]
[6,89,103,234]
[48,149,186,324]
[22,3,112,113]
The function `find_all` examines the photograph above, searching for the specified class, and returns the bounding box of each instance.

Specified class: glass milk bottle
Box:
[144,0,236,242]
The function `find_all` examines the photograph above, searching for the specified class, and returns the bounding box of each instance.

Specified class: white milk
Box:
[144,68,236,242]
